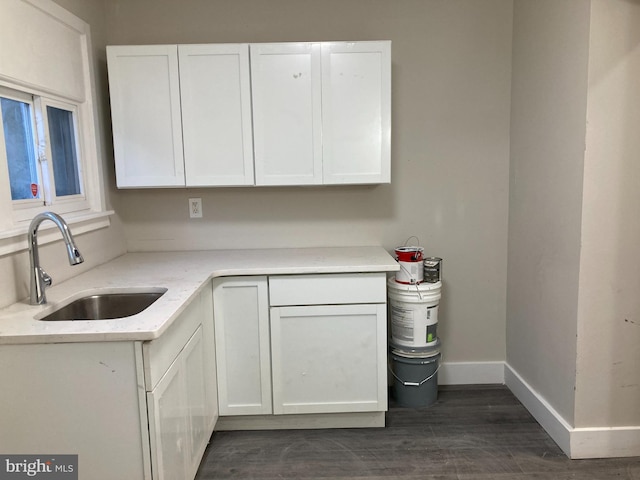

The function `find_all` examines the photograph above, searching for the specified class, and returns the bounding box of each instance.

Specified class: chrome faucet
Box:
[28,212,84,305]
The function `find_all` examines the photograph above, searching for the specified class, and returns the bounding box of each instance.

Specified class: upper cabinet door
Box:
[106,45,185,188]
[179,44,255,186]
[321,41,391,185]
[250,43,323,186]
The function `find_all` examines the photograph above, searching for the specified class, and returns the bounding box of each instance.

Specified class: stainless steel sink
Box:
[39,289,167,321]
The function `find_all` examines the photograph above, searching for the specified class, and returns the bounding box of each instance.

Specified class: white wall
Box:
[508,0,640,455]
[575,0,640,428]
[104,0,514,364]
[507,0,591,424]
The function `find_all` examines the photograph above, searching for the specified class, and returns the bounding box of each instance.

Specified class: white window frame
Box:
[34,96,89,217]
[1,87,91,221]
[0,0,112,256]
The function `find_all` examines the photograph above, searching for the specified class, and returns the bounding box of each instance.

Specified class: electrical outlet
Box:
[189,198,202,218]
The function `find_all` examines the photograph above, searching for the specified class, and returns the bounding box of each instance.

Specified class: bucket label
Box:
[423,305,437,323]
[391,304,413,322]
[397,261,424,284]
[426,323,437,343]
[390,304,414,341]
[390,299,439,347]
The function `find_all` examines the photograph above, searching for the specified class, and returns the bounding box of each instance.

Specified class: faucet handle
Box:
[39,267,52,287]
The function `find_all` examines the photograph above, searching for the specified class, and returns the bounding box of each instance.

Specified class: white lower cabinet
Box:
[145,286,217,480]
[213,273,388,422]
[148,326,211,480]
[270,303,387,415]
[147,339,191,480]
[0,285,217,480]
[0,342,151,480]
[212,276,271,415]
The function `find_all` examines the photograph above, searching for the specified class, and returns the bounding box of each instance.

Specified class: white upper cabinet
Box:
[321,41,391,184]
[107,45,185,188]
[250,43,323,186]
[179,44,255,186]
[250,41,391,186]
[107,41,391,188]
[107,44,254,188]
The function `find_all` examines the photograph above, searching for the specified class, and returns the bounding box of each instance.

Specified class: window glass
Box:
[47,105,81,197]
[1,97,39,200]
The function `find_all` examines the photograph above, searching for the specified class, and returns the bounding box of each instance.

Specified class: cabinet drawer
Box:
[269,273,386,306]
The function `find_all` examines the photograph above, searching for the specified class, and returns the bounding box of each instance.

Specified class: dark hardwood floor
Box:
[196,386,640,479]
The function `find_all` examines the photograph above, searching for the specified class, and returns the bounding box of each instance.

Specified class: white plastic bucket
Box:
[388,277,441,348]
[395,246,424,284]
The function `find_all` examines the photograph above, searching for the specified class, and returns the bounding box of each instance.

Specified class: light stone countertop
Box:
[0,246,399,345]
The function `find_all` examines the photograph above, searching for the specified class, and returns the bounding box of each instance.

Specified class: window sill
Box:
[0,210,115,257]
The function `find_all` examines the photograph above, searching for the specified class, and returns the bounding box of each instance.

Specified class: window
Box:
[46,104,82,198]
[1,93,39,202]
[0,87,88,222]
[0,0,111,254]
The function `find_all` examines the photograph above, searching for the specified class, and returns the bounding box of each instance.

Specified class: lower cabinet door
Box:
[213,276,272,415]
[147,349,189,480]
[270,303,387,415]
[183,324,210,480]
[147,325,208,480]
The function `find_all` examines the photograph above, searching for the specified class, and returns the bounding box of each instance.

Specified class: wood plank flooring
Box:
[195,386,640,479]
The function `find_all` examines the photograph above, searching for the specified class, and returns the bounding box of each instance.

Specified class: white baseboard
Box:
[571,426,640,458]
[505,363,640,459]
[216,411,385,431]
[439,361,505,385]
[504,364,572,455]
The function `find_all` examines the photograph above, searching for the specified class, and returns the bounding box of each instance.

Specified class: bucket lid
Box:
[388,277,442,291]
[391,349,441,361]
[395,246,424,262]
[424,257,442,265]
[390,338,441,358]
[395,246,424,253]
